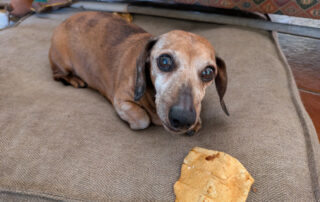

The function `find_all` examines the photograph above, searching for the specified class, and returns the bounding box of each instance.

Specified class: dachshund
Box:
[49,11,229,135]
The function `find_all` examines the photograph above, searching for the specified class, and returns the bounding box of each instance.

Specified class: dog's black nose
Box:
[169,105,196,130]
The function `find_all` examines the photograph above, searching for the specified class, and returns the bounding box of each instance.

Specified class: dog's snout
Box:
[168,85,196,130]
[169,105,196,129]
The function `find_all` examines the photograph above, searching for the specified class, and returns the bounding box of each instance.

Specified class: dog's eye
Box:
[200,66,215,82]
[157,54,175,72]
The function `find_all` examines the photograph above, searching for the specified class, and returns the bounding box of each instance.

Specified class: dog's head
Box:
[135,30,228,134]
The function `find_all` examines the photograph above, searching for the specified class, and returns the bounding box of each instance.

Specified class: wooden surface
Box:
[272,15,320,141]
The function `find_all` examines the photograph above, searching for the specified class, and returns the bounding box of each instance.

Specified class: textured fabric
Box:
[174,0,320,19]
[0,9,319,201]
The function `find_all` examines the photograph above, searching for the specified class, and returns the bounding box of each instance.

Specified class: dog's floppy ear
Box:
[134,37,157,101]
[215,56,229,116]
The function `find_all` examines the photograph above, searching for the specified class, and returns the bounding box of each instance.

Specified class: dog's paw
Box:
[69,77,87,88]
[129,116,150,130]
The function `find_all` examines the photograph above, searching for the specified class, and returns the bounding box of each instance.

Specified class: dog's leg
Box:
[114,100,150,130]
[49,51,87,88]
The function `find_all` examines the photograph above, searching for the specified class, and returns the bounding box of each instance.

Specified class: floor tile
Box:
[278,33,320,93]
[299,90,320,140]
[271,14,320,141]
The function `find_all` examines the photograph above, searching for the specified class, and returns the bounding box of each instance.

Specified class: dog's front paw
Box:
[129,114,150,130]
[115,100,151,130]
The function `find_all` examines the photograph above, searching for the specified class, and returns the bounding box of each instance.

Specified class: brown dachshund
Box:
[49,11,229,135]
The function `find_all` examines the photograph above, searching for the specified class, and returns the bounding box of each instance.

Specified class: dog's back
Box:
[49,12,151,99]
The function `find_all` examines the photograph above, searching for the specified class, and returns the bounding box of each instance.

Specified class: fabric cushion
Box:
[0,9,319,201]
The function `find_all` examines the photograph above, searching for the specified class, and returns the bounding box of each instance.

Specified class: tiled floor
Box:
[271,15,320,141]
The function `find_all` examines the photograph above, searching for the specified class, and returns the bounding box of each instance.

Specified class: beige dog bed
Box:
[0,9,319,201]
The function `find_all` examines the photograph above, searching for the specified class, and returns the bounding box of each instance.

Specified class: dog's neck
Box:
[141,69,159,123]
[144,61,156,102]
[144,86,160,124]
[145,68,156,113]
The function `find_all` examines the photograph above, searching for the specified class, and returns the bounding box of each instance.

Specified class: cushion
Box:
[0,8,319,201]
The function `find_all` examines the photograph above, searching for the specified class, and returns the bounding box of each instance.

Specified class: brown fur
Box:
[49,12,228,134]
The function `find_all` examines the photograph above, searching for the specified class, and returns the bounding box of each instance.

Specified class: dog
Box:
[49,11,229,135]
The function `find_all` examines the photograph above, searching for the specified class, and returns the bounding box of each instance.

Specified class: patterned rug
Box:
[174,0,320,19]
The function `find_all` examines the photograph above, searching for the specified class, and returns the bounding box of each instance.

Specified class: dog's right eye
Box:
[157,54,175,72]
[200,66,215,82]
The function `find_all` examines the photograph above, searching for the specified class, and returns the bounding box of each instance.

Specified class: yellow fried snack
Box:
[112,12,133,23]
[174,147,254,202]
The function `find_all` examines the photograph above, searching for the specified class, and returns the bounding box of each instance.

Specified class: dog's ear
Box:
[215,56,229,116]
[134,37,157,101]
